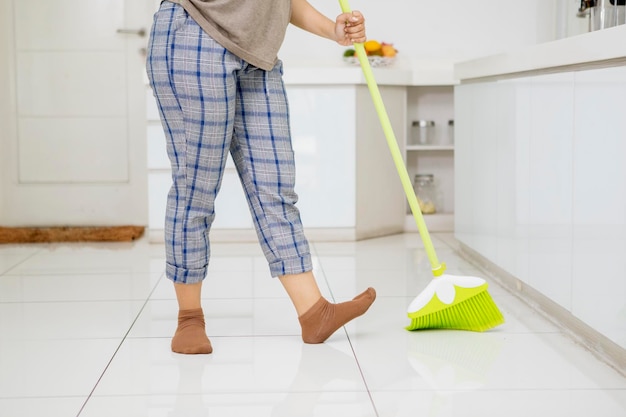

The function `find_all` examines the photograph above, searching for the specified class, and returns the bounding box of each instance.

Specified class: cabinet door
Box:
[454,84,475,247]
[456,81,509,252]
[286,86,356,228]
[495,77,531,285]
[528,72,574,308]
[572,66,626,347]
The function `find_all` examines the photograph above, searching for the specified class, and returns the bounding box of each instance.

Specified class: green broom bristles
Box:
[407,290,505,332]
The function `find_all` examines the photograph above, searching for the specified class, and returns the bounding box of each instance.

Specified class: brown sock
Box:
[171,308,213,354]
[298,287,376,344]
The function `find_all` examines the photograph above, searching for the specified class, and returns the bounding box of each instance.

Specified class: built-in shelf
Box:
[405,86,455,234]
[406,145,454,151]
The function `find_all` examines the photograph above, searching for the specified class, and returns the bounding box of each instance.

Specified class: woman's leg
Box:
[174,282,203,310]
[230,62,376,343]
[280,272,376,343]
[278,271,322,316]
[229,61,312,278]
[171,283,210,354]
[146,3,241,353]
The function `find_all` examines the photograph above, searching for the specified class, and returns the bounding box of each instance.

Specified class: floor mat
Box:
[0,226,144,243]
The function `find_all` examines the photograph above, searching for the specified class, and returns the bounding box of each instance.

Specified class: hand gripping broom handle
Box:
[338,0,445,277]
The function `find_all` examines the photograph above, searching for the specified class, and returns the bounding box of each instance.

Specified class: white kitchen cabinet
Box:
[495,77,531,286]
[286,86,356,229]
[571,66,626,348]
[146,83,407,241]
[404,86,455,232]
[455,63,626,352]
[528,72,575,309]
[287,84,406,240]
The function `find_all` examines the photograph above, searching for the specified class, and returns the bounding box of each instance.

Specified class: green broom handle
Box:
[338,0,445,277]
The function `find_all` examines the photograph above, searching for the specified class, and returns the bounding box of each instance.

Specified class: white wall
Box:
[281,0,564,66]
[0,0,16,223]
[557,0,592,38]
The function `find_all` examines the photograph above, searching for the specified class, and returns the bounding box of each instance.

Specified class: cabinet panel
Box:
[572,66,626,347]
[529,73,574,227]
[528,73,574,309]
[355,86,406,238]
[469,82,499,262]
[572,67,626,227]
[495,77,531,284]
[286,86,356,228]
[454,84,474,246]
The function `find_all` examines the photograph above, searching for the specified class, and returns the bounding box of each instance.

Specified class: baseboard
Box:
[404,213,454,232]
[458,241,626,377]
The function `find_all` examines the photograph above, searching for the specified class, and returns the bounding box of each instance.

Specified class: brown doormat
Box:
[0,226,145,244]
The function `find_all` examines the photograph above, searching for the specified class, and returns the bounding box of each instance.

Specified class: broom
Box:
[338,0,504,331]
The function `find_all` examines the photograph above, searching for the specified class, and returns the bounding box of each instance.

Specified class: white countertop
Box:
[455,24,626,81]
[281,58,456,86]
[144,59,457,88]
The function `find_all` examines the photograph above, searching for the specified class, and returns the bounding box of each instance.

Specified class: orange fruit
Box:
[381,44,397,57]
[364,40,382,53]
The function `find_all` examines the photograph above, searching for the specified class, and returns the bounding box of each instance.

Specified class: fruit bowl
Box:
[343,56,396,67]
[343,40,397,68]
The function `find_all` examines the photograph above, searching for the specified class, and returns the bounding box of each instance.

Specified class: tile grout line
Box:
[75,271,166,416]
[0,247,47,276]
[344,329,380,417]
[312,241,380,417]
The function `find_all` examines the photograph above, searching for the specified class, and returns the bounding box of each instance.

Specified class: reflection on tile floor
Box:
[1,233,625,417]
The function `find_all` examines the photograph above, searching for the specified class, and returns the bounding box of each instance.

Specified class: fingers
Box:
[339,10,366,45]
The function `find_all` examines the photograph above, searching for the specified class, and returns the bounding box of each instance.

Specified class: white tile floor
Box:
[1,233,626,417]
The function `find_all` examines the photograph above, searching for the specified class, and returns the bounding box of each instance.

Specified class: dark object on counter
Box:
[579,0,625,14]
[579,0,594,15]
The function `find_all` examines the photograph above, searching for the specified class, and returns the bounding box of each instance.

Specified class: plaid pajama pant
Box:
[146,2,312,283]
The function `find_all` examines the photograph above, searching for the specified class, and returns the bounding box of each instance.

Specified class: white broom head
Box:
[407,274,487,314]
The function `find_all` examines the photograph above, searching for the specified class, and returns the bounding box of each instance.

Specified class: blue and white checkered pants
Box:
[146,2,312,283]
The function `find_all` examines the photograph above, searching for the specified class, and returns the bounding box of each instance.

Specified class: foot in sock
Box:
[298,287,376,344]
[171,308,213,354]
